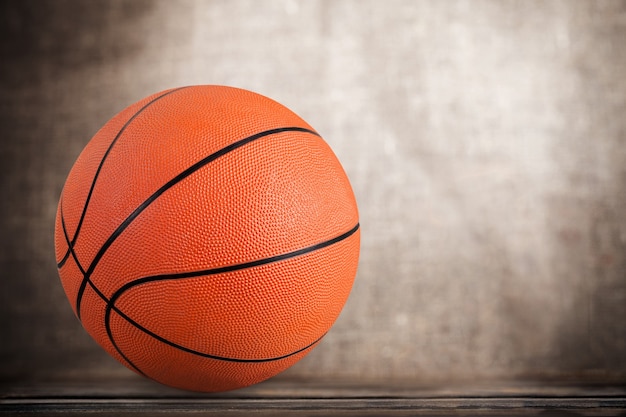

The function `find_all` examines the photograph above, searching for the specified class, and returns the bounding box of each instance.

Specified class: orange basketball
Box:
[54,85,360,392]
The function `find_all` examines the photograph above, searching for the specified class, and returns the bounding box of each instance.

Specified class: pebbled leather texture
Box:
[55,85,360,392]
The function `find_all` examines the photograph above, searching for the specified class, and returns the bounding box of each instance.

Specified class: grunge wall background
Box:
[1,0,625,384]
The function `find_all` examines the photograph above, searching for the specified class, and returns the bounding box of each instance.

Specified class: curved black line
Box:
[74,126,320,319]
[61,203,145,374]
[106,308,325,364]
[59,202,87,276]
[113,222,360,293]
[56,239,72,269]
[57,87,188,269]
[103,222,358,367]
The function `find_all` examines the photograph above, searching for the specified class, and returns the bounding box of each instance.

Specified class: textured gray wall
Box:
[1,0,625,384]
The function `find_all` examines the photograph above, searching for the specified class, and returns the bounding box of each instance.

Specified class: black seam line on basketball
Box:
[102,223,358,365]
[103,296,148,377]
[59,201,88,276]
[62,205,145,374]
[60,197,143,372]
[60,205,151,372]
[115,222,359,291]
[73,126,320,319]
[56,87,190,269]
[61,204,147,374]
[70,282,146,376]
[106,301,325,364]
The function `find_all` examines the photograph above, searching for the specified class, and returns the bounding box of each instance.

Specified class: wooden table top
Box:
[1,376,625,416]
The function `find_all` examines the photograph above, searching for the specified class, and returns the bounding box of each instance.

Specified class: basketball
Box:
[54,85,360,392]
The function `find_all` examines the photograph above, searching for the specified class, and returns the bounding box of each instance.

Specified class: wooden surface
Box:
[2,376,625,416]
